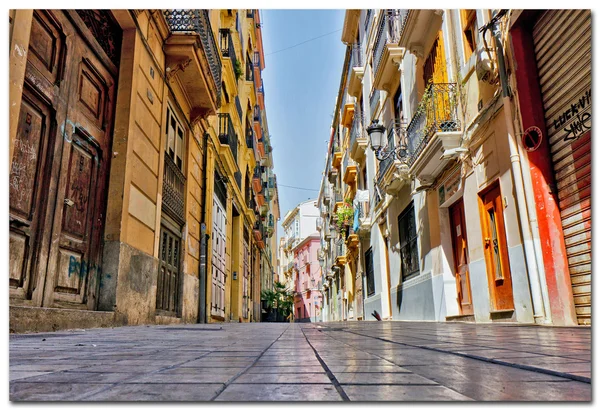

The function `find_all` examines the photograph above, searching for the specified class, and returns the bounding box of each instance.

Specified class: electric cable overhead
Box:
[277,184,319,192]
[265,28,343,56]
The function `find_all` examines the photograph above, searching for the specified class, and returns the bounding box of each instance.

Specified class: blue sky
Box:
[260,9,346,238]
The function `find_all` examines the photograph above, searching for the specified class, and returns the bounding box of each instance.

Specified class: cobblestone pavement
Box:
[9,322,591,401]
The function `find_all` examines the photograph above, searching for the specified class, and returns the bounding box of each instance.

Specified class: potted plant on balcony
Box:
[335,199,354,235]
[234,60,243,80]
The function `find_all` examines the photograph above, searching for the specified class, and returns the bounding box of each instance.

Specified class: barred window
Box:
[398,202,419,281]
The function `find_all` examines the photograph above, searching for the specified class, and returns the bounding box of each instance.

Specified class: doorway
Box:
[479,182,514,312]
[449,199,473,315]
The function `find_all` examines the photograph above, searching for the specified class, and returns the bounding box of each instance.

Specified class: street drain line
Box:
[328,327,591,384]
[210,325,291,401]
[300,326,350,401]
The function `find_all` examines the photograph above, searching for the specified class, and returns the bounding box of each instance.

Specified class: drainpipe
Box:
[198,132,210,323]
[491,21,547,323]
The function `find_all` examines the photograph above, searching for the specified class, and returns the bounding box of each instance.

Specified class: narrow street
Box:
[10,322,591,401]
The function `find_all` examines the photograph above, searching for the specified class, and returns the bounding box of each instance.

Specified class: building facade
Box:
[292,235,323,322]
[317,9,590,326]
[8,9,279,332]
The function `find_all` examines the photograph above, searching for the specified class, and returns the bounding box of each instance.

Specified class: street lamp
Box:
[366,119,408,162]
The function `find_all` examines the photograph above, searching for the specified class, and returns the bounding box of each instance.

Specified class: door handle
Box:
[484,237,491,248]
[64,198,75,207]
[9,217,27,228]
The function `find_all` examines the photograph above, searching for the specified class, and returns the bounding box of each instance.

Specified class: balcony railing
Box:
[350,42,363,68]
[369,89,380,116]
[253,104,261,122]
[247,9,254,18]
[406,83,460,166]
[373,10,404,77]
[377,120,408,184]
[164,10,221,105]
[235,95,243,122]
[246,121,254,149]
[219,28,238,74]
[246,57,254,82]
[162,155,186,225]
[234,170,242,189]
[349,109,364,151]
[218,113,238,163]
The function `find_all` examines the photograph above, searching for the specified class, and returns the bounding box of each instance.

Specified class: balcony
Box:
[219,28,240,85]
[332,146,342,169]
[246,121,255,150]
[343,154,358,185]
[335,238,347,267]
[322,183,331,205]
[163,10,221,121]
[398,9,443,60]
[346,225,359,250]
[257,82,265,110]
[234,95,243,123]
[349,109,368,163]
[162,155,186,226]
[356,201,371,234]
[341,103,354,128]
[407,83,462,184]
[252,168,262,193]
[218,113,238,174]
[372,10,406,93]
[369,88,381,117]
[377,120,411,195]
[234,170,242,189]
[341,9,361,44]
[246,57,254,82]
[348,43,365,98]
[332,190,344,214]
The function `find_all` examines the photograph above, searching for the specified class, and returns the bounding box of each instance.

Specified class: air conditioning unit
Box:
[475,47,497,85]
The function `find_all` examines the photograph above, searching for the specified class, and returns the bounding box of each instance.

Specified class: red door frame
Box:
[509,11,577,325]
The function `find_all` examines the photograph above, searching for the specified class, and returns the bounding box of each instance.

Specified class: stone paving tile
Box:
[513,361,591,374]
[246,366,326,374]
[342,384,472,401]
[327,365,411,374]
[215,383,342,401]
[254,359,321,367]
[336,372,438,385]
[84,383,224,401]
[10,382,110,401]
[234,372,331,384]
[124,372,237,384]
[12,371,139,384]
[10,364,87,372]
[65,364,168,373]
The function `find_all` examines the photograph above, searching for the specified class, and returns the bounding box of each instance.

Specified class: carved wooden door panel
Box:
[41,24,117,310]
[10,10,71,306]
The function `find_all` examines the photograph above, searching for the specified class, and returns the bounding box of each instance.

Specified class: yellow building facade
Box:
[8,9,277,332]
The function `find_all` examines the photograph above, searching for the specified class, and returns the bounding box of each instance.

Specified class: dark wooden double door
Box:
[9,10,119,309]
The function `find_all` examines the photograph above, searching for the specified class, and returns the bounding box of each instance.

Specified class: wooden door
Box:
[42,15,117,309]
[156,223,182,314]
[449,199,473,315]
[480,183,515,311]
[211,196,227,318]
[10,10,117,310]
[242,232,250,319]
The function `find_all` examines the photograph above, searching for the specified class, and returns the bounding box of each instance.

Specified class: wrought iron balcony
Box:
[162,155,186,226]
[234,170,242,189]
[335,238,347,266]
[246,121,254,149]
[348,43,365,98]
[235,95,243,122]
[377,120,409,186]
[219,28,238,74]
[369,89,380,117]
[164,10,221,108]
[253,104,261,122]
[349,109,368,162]
[350,42,363,67]
[406,83,461,167]
[372,10,404,77]
[372,10,407,92]
[218,113,238,163]
[343,154,358,185]
[246,57,254,82]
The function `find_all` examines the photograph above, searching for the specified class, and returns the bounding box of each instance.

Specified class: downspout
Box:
[198,131,209,323]
[488,16,547,323]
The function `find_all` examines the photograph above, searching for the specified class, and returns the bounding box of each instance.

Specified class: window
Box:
[365,247,375,296]
[461,10,478,62]
[165,104,185,170]
[398,202,419,281]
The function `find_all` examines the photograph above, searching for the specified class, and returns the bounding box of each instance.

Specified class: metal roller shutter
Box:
[533,9,592,325]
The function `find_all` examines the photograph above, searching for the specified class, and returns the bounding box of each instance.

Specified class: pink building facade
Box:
[293,235,323,322]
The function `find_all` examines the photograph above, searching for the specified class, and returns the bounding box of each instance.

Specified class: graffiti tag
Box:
[551,89,592,142]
